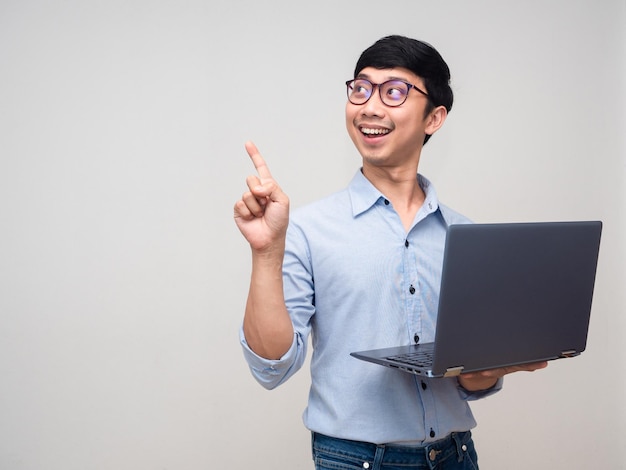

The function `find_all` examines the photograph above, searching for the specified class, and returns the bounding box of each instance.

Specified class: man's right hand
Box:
[234,141,290,253]
[235,142,294,360]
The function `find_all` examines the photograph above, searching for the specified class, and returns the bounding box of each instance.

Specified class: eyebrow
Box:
[355,72,410,83]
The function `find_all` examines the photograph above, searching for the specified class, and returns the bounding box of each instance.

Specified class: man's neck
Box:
[361,164,425,232]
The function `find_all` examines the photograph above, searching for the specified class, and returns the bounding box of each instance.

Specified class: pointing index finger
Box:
[245,141,273,181]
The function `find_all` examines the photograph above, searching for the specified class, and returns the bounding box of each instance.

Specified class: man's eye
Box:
[386,87,406,100]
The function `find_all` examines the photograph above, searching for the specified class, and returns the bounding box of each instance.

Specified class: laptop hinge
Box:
[444,366,464,377]
[560,350,579,358]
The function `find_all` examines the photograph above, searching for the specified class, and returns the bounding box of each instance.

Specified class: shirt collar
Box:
[347,169,456,227]
[347,170,383,217]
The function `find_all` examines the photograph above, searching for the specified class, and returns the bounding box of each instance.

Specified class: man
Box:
[234,35,546,469]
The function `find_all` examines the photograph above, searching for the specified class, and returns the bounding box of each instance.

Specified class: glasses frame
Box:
[345,78,429,107]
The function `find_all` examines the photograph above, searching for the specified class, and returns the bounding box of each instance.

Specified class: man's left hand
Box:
[458,361,549,392]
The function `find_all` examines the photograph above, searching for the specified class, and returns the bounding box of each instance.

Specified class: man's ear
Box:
[424,106,448,136]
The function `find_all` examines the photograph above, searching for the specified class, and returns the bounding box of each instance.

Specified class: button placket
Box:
[403,233,420,351]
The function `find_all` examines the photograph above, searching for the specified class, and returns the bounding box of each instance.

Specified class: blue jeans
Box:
[312,431,479,470]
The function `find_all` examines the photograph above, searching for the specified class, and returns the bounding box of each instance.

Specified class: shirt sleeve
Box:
[239,218,315,390]
[457,377,504,401]
[239,328,307,390]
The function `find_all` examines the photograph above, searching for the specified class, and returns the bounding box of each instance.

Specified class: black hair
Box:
[354,35,453,144]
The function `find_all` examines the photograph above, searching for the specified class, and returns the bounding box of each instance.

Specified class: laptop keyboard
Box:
[386,348,434,368]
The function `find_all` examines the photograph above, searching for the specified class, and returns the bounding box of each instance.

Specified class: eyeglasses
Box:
[345,78,429,107]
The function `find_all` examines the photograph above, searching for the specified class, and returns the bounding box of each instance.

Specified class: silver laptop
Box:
[350,221,602,378]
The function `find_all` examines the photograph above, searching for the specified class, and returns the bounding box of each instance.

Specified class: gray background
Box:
[1,1,624,469]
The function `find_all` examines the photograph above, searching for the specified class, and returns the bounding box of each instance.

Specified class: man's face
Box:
[345,67,434,169]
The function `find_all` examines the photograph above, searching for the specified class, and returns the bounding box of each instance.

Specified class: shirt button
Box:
[421,381,427,390]
[409,285,415,294]
[430,428,436,438]
[414,334,420,343]
[384,199,389,205]
[404,239,409,248]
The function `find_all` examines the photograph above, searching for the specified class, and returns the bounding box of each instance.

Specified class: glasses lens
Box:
[380,80,409,106]
[347,79,372,105]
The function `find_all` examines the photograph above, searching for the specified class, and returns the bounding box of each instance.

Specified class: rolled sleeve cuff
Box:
[239,327,301,389]
[458,377,504,401]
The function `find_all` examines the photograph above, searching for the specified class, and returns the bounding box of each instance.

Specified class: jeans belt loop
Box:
[452,431,467,462]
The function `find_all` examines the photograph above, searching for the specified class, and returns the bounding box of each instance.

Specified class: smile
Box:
[360,127,391,136]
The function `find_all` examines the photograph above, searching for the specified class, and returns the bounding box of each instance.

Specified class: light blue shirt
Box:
[240,170,502,445]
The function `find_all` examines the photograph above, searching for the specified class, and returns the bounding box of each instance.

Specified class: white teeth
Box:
[361,127,390,135]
